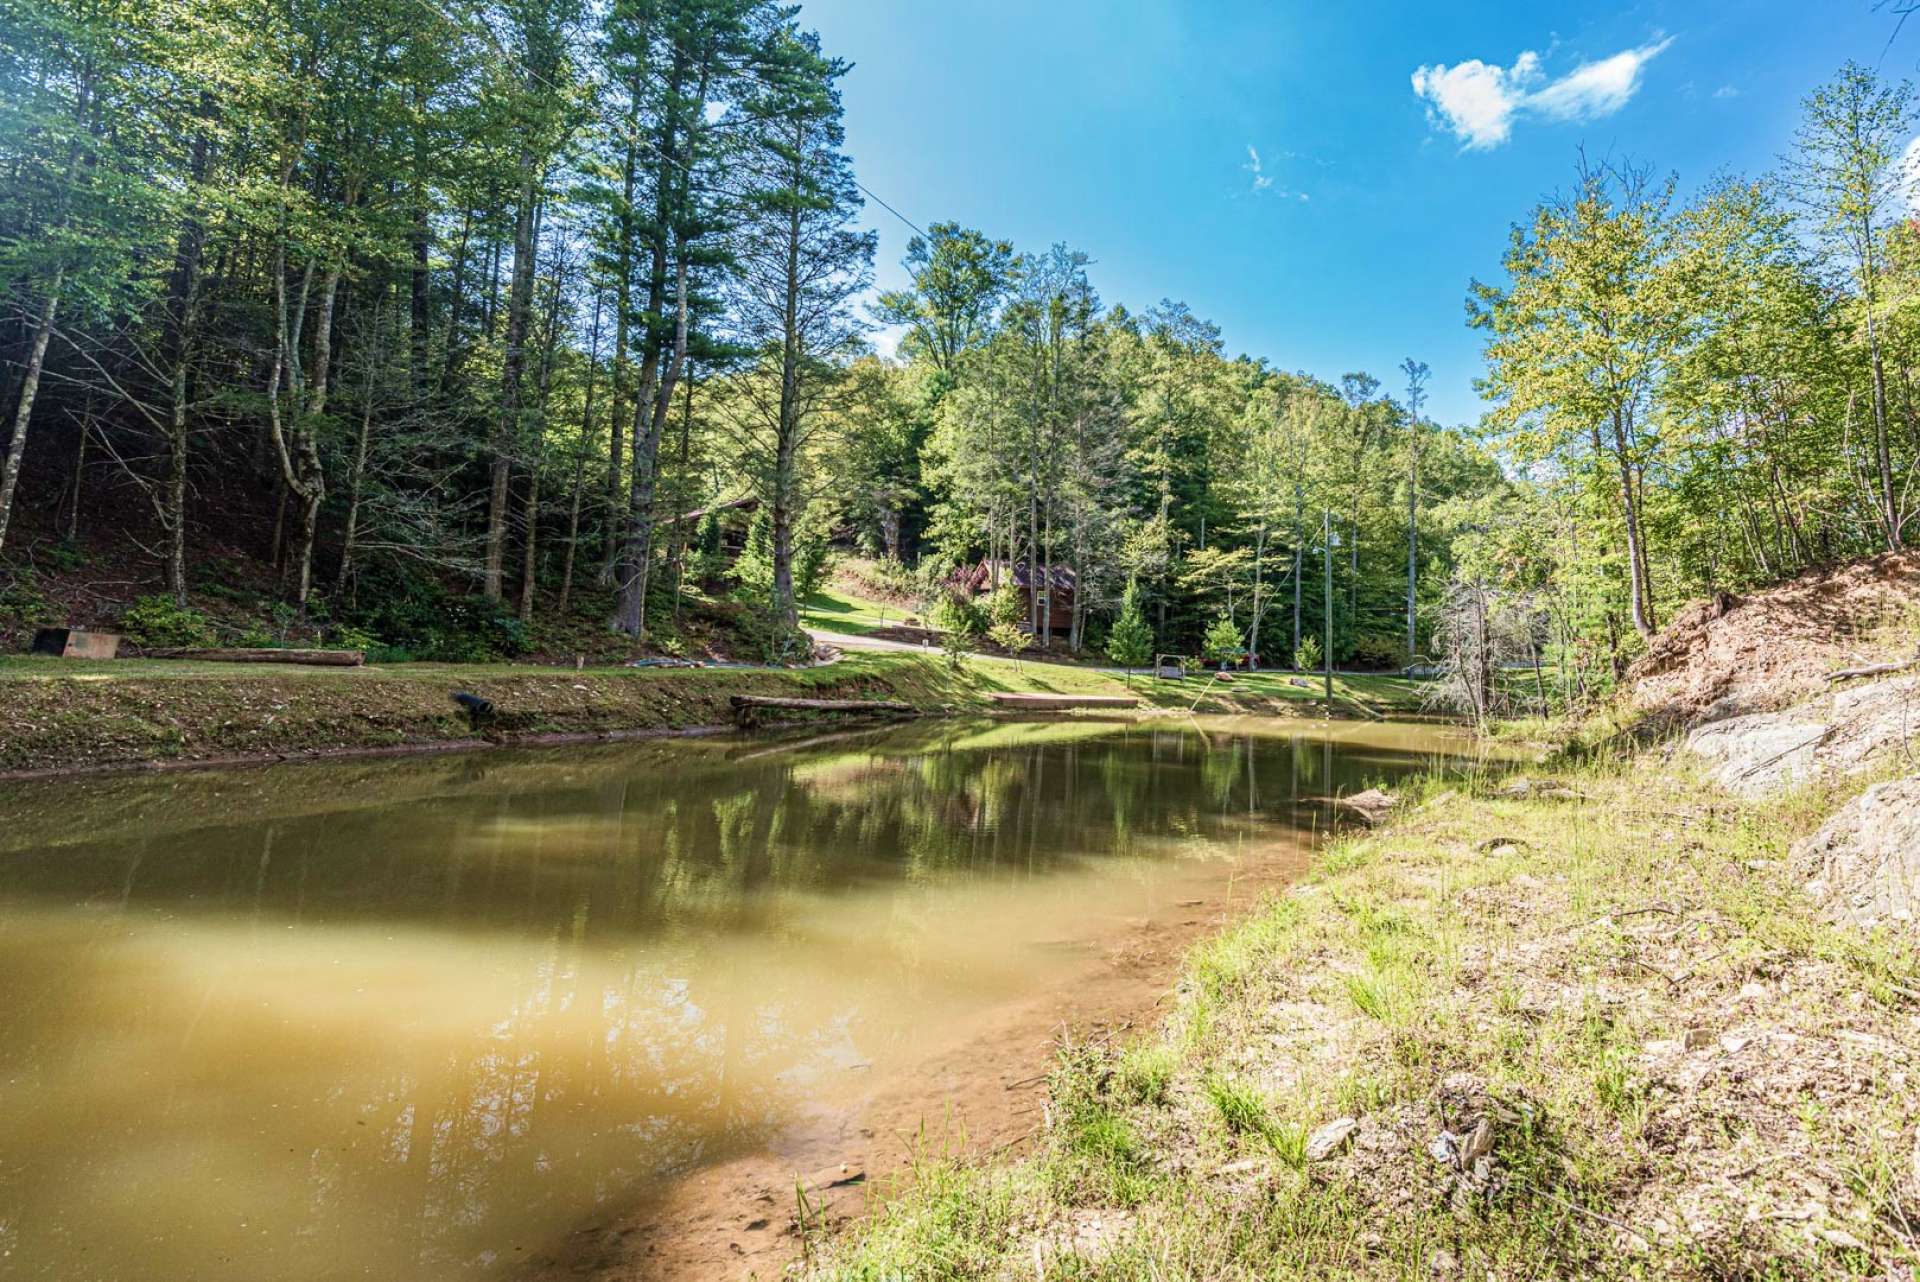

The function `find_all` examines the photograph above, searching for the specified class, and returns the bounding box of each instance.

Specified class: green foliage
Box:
[119,595,213,648]
[0,571,58,635]
[329,624,381,653]
[336,562,529,663]
[985,619,1026,659]
[985,582,1026,628]
[1201,613,1242,666]
[693,513,727,585]
[1294,634,1323,672]
[732,506,834,610]
[931,593,980,669]
[1105,579,1154,669]
[1348,632,1405,671]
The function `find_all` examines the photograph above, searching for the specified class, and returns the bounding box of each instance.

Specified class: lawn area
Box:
[800,581,912,636]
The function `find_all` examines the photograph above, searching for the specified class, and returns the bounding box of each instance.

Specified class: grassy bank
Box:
[798,740,1920,1279]
[0,651,1426,774]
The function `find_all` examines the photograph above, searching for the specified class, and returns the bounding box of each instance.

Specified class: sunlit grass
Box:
[801,729,1920,1280]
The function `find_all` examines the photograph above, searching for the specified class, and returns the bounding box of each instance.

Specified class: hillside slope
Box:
[1627,552,1920,724]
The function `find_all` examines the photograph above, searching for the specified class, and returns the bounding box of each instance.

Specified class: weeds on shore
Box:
[799,744,1920,1280]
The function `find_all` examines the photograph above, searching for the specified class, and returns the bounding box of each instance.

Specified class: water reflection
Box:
[0,718,1468,1281]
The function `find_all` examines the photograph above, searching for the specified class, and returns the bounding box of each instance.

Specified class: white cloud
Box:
[1713,84,1740,100]
[1411,38,1673,150]
[1244,145,1276,191]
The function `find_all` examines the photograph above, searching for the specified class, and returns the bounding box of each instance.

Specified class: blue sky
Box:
[798,0,1913,427]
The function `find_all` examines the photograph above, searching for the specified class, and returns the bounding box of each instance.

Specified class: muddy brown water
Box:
[0,716,1474,1281]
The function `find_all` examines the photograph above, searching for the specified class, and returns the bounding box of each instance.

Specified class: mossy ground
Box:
[797,736,1920,1280]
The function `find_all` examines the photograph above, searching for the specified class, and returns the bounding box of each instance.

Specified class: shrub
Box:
[735,606,812,665]
[931,593,980,669]
[867,555,917,597]
[1348,632,1407,671]
[733,504,834,607]
[120,595,214,648]
[1202,613,1242,666]
[1293,634,1323,672]
[336,559,530,662]
[329,624,381,653]
[986,582,1026,629]
[986,619,1027,661]
[0,570,58,636]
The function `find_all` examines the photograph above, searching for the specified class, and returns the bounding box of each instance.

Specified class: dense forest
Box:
[3,0,1919,701]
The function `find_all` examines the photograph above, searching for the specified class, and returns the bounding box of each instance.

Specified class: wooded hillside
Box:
[2,2,1918,695]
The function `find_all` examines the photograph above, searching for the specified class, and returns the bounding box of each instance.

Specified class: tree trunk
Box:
[613,251,688,638]
[559,291,602,613]
[64,407,88,543]
[0,272,63,559]
[1406,430,1418,662]
[519,244,566,625]
[1249,522,1265,669]
[336,290,386,596]
[600,91,640,586]
[487,167,541,601]
[1862,225,1901,549]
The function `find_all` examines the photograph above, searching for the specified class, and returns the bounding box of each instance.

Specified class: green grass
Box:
[799,740,1920,1280]
[800,581,911,637]
[0,643,1434,776]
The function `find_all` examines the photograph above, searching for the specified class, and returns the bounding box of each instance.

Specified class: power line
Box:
[855,181,925,239]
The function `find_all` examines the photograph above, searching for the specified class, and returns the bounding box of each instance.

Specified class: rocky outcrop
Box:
[1792,777,1920,931]
[1684,676,1920,797]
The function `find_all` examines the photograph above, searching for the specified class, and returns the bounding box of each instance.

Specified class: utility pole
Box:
[1400,359,1429,667]
[1323,508,1334,707]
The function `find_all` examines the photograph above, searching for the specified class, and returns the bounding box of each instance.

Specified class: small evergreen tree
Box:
[1295,634,1323,673]
[1203,613,1242,668]
[1106,579,1153,684]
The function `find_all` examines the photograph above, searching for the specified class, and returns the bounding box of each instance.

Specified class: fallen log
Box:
[140,647,365,667]
[1825,657,1918,682]
[987,693,1139,709]
[729,694,916,716]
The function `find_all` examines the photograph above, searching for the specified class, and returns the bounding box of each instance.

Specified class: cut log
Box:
[987,693,1139,709]
[729,695,916,714]
[140,647,365,667]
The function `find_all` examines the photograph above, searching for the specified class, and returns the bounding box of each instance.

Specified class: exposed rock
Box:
[1685,676,1920,797]
[1458,1117,1493,1163]
[1791,776,1920,931]
[1336,788,1399,825]
[1304,1116,1357,1161]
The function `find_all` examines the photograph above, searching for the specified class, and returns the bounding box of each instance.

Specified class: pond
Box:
[0,716,1474,1281]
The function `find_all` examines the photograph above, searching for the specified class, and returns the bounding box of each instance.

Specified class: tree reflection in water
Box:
[0,718,1470,1281]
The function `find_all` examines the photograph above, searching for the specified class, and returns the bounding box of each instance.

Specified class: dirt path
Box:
[521,838,1317,1282]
